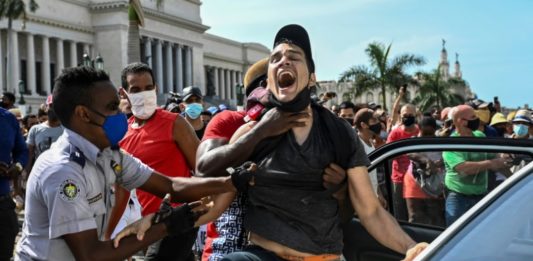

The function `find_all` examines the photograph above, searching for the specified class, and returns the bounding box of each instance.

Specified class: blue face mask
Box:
[513,124,529,137]
[185,103,203,120]
[88,107,128,147]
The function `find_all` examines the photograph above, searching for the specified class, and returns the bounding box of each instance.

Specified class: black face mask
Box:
[343,118,354,126]
[268,87,311,113]
[369,122,382,135]
[466,118,480,131]
[47,108,59,122]
[402,116,416,127]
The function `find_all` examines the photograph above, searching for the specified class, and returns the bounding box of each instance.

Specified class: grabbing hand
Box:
[254,108,310,138]
[113,213,155,248]
[322,163,346,189]
[228,161,257,192]
[402,242,429,261]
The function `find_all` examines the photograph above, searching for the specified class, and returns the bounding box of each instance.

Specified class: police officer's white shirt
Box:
[16,128,153,261]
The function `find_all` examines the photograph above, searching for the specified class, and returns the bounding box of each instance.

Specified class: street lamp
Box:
[95,54,104,70]
[235,84,244,106]
[18,80,26,105]
[81,52,105,70]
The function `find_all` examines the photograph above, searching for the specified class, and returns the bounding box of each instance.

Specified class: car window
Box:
[430,172,533,261]
[373,149,532,228]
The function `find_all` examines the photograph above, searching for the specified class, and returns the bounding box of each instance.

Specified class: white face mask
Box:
[127,89,157,120]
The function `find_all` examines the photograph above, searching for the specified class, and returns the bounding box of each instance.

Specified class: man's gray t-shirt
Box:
[26,122,64,158]
[245,107,370,254]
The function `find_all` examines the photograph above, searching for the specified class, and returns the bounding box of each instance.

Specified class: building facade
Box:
[0,0,270,113]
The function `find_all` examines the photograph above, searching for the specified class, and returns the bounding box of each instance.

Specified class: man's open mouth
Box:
[278,71,296,89]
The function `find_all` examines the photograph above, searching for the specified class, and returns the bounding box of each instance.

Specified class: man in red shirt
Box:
[117,62,200,260]
[386,103,419,221]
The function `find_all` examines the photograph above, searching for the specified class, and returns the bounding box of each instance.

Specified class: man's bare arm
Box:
[139,172,235,203]
[455,157,509,175]
[173,115,200,170]
[196,109,308,177]
[347,166,418,255]
[64,224,167,261]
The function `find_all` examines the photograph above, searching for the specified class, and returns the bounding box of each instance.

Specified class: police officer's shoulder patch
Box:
[59,179,81,202]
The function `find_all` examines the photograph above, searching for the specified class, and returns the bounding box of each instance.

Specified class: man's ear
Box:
[309,73,317,87]
[75,105,91,124]
[179,103,186,112]
[119,87,131,105]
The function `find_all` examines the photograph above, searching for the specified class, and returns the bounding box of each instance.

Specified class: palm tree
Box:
[127,0,163,64]
[412,66,465,112]
[339,42,425,110]
[0,0,38,91]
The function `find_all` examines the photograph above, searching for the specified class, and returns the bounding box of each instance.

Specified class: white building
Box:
[317,42,473,111]
[0,0,270,113]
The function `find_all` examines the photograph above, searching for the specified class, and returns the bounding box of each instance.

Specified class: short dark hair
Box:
[354,108,375,129]
[22,114,37,126]
[2,92,15,103]
[37,108,47,117]
[121,62,155,89]
[339,101,356,111]
[53,66,110,128]
[420,116,437,129]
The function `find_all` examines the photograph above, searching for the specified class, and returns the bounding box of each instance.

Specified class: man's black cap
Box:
[273,24,315,73]
[182,86,203,101]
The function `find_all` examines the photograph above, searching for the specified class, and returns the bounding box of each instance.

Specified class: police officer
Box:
[16,67,236,261]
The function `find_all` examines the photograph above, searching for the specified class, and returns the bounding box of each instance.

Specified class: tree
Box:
[412,66,465,112]
[127,0,163,64]
[339,42,425,111]
[0,0,38,91]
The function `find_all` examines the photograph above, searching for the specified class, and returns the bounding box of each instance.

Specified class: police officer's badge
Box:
[59,179,80,201]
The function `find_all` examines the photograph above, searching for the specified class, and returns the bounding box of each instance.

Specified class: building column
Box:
[26,33,36,95]
[225,69,230,101]
[164,42,173,93]
[174,44,183,93]
[154,39,163,94]
[69,41,77,67]
[8,30,20,92]
[230,70,237,99]
[236,71,242,85]
[219,68,225,100]
[143,37,152,68]
[55,38,64,77]
[42,36,51,95]
[185,46,193,86]
[213,67,219,98]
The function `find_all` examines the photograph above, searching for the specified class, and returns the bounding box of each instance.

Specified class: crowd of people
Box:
[0,23,531,261]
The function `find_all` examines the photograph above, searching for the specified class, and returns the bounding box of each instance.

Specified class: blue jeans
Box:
[445,191,484,227]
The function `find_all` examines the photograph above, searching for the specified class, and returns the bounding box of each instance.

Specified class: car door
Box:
[342,137,533,261]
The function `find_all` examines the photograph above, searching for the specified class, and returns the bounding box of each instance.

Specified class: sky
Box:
[201,0,532,109]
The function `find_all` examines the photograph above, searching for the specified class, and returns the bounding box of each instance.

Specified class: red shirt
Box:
[120,109,191,216]
[201,110,246,261]
[387,125,419,183]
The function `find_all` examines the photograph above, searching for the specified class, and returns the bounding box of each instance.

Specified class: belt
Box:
[280,254,341,261]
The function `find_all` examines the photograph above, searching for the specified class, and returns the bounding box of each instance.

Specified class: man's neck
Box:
[47,120,61,128]
[457,128,474,137]
[402,124,417,133]
[291,106,313,146]
[358,129,373,145]
[133,111,156,127]
[186,117,204,130]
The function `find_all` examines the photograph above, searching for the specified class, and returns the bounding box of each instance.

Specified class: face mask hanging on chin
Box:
[268,86,311,113]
